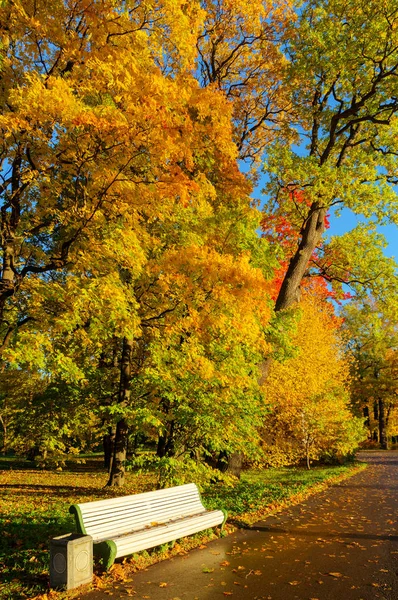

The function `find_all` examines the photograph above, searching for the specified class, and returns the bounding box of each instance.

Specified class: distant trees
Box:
[343,299,398,449]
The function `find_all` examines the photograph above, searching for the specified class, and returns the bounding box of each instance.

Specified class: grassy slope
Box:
[0,458,366,600]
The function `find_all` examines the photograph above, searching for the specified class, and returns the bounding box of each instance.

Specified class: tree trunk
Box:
[228,206,327,471]
[274,203,326,312]
[156,421,175,458]
[0,414,6,454]
[107,418,129,486]
[378,398,388,450]
[258,203,327,385]
[107,337,133,487]
[226,452,243,479]
[103,426,116,471]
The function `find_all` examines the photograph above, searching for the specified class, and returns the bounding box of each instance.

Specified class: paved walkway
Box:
[82,451,398,600]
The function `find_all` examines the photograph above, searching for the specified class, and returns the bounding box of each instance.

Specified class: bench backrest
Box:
[70,483,207,541]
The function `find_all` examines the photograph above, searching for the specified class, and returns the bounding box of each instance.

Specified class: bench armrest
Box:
[69,504,87,535]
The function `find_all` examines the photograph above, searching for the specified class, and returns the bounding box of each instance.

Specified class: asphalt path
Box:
[82,451,398,600]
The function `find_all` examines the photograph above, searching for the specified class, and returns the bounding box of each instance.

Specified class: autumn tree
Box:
[262,292,365,468]
[196,0,294,162]
[0,0,205,351]
[262,0,398,325]
[127,240,274,485]
[1,0,286,486]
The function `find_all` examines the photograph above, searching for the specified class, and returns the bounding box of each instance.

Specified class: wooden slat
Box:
[113,510,225,557]
[82,497,203,523]
[80,496,203,524]
[78,483,199,512]
[84,506,207,540]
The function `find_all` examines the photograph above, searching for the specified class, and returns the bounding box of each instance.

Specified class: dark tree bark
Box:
[258,203,327,385]
[275,203,326,312]
[103,426,116,471]
[107,337,133,487]
[156,427,175,458]
[226,452,243,479]
[378,398,388,450]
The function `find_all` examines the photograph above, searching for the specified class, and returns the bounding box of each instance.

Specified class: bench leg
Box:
[94,540,117,571]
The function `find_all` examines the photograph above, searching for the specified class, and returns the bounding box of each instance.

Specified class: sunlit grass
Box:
[204,463,367,523]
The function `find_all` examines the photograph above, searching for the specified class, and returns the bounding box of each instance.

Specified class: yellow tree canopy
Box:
[262,292,365,467]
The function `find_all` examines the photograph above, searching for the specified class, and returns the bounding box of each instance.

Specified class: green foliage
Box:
[129,453,237,489]
[0,372,101,460]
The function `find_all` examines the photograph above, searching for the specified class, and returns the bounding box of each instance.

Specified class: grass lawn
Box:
[0,456,366,600]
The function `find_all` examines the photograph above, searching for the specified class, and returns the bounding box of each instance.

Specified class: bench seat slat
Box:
[83,510,206,538]
[83,508,209,540]
[79,492,201,516]
[82,500,204,525]
[78,484,199,512]
[113,510,225,558]
[81,497,205,523]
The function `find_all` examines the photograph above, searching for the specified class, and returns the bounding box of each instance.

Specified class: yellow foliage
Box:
[262,293,364,466]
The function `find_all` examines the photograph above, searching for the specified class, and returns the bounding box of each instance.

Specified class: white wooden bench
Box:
[69,483,227,569]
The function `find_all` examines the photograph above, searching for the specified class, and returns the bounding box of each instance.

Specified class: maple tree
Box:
[0,0,206,351]
[0,0,285,485]
[126,244,273,486]
[0,0,251,479]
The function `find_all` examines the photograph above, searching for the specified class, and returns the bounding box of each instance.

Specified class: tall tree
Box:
[262,0,398,320]
[196,0,294,162]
